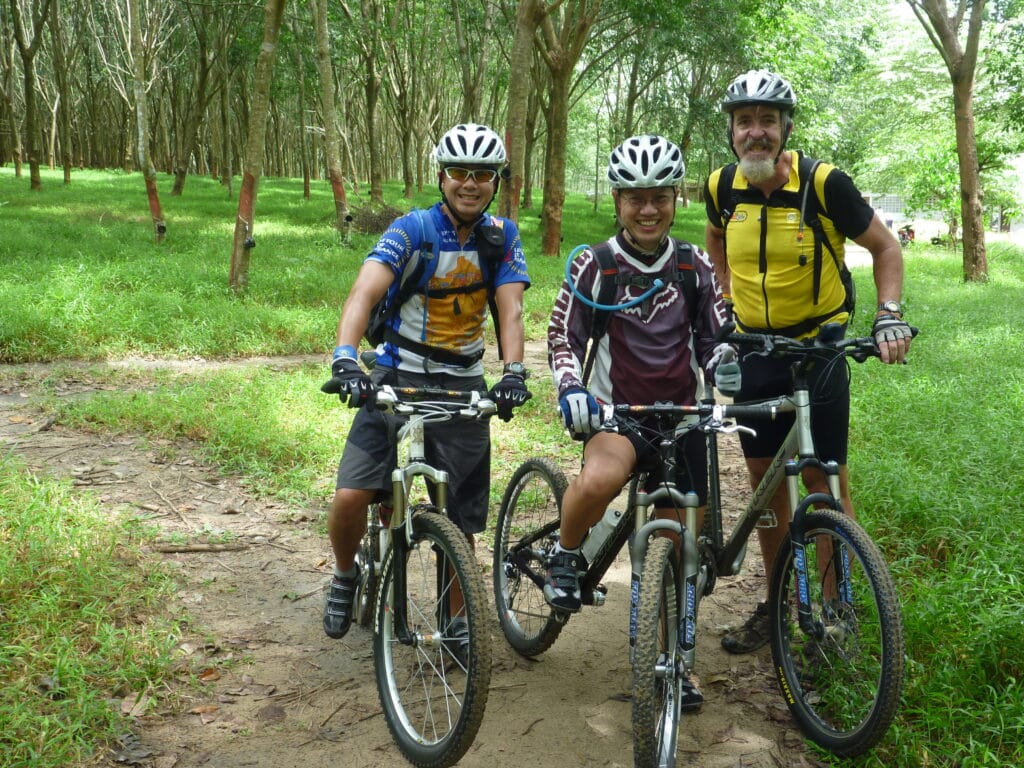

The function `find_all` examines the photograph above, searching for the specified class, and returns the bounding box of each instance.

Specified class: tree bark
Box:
[908,0,987,281]
[1,31,24,175]
[9,0,54,190]
[48,0,72,184]
[535,0,601,256]
[500,0,543,223]
[129,0,165,241]
[229,0,287,293]
[313,0,349,235]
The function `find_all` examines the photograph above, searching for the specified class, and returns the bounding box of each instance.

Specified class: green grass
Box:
[0,454,180,768]
[0,166,700,361]
[3,168,1024,765]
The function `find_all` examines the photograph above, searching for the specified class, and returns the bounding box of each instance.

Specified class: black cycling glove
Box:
[488,373,532,422]
[321,357,376,408]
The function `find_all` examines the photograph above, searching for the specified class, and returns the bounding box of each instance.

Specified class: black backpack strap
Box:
[715,164,738,233]
[476,215,506,360]
[674,242,697,321]
[581,242,619,387]
[797,156,843,307]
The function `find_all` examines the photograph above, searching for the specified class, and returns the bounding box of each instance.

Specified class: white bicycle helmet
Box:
[721,69,796,113]
[433,123,507,167]
[607,135,685,189]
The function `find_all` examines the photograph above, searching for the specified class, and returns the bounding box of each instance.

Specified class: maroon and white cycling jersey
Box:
[548,232,728,406]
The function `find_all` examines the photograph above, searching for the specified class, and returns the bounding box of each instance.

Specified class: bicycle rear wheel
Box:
[493,457,569,657]
[632,537,682,768]
[768,510,904,757]
[374,507,491,768]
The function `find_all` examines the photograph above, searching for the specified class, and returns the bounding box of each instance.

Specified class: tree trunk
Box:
[909,0,987,282]
[229,0,287,294]
[500,0,542,222]
[541,69,570,256]
[9,0,54,190]
[1,35,24,176]
[312,0,349,236]
[130,0,165,241]
[951,58,986,280]
[48,0,72,184]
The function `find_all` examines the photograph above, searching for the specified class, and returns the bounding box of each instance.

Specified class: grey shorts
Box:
[335,366,491,535]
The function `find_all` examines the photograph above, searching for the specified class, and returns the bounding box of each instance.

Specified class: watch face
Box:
[504,362,527,377]
[880,301,901,314]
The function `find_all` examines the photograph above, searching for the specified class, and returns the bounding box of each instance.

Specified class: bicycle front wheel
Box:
[632,537,682,768]
[374,507,491,768]
[493,458,568,657]
[355,515,382,628]
[768,510,904,757]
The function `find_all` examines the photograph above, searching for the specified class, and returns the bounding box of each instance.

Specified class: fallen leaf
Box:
[199,667,221,683]
[189,704,219,715]
[121,692,151,717]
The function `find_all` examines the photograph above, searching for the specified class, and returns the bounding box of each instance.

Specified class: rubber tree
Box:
[907,0,988,281]
[129,0,166,240]
[8,0,54,190]
[312,0,350,235]
[229,0,287,293]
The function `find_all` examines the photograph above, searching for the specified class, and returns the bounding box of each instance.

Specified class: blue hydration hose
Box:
[563,244,664,311]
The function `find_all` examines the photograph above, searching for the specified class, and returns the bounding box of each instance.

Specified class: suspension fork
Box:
[786,457,844,639]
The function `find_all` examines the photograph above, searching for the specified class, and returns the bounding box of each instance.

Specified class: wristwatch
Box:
[503,361,529,379]
[877,300,902,317]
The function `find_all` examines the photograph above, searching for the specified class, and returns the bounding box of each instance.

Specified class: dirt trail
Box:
[0,350,825,768]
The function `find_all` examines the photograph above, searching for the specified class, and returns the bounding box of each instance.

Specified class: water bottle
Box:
[580,507,622,564]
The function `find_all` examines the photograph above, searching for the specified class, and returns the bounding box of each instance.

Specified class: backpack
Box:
[711,153,856,336]
[581,240,697,386]
[365,208,506,367]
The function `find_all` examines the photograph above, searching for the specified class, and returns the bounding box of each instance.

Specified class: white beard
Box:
[739,155,776,184]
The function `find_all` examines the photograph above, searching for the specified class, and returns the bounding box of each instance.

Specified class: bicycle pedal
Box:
[755,510,778,529]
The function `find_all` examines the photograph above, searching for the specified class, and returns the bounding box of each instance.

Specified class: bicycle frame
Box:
[372,388,491,647]
[382,411,450,646]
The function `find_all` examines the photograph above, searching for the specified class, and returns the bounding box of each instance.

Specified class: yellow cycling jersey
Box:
[708,153,854,338]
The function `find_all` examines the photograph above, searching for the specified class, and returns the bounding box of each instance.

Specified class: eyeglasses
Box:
[619,191,676,209]
[443,167,498,183]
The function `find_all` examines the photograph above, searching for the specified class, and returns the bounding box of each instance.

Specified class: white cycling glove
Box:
[558,387,602,438]
[711,344,742,397]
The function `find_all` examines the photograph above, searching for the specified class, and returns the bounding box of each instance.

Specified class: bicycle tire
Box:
[355,515,381,628]
[631,537,682,768]
[374,507,491,768]
[768,510,904,757]
[493,457,569,657]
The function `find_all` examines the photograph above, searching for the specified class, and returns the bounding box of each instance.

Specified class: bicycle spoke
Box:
[769,511,904,757]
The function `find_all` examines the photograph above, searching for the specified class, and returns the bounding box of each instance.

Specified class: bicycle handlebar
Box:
[374,385,498,419]
[715,320,919,364]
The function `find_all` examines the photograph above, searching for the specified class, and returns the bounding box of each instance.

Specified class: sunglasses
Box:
[443,167,498,183]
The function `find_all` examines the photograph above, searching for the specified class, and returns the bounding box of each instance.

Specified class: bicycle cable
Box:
[563,244,665,311]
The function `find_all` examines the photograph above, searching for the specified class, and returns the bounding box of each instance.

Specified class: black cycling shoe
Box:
[681,677,704,712]
[323,565,360,639]
[543,549,587,612]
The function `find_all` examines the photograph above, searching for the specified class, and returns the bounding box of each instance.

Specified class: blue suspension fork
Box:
[786,457,845,639]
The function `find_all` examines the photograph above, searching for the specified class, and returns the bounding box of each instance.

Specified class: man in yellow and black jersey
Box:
[703,70,913,655]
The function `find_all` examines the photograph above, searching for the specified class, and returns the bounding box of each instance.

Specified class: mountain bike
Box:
[493,323,906,766]
[351,384,495,768]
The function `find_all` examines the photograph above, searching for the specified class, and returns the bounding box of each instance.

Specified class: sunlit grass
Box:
[0,455,181,768]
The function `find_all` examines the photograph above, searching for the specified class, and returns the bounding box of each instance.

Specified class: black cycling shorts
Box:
[335,366,490,535]
[612,418,709,506]
[733,349,850,464]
